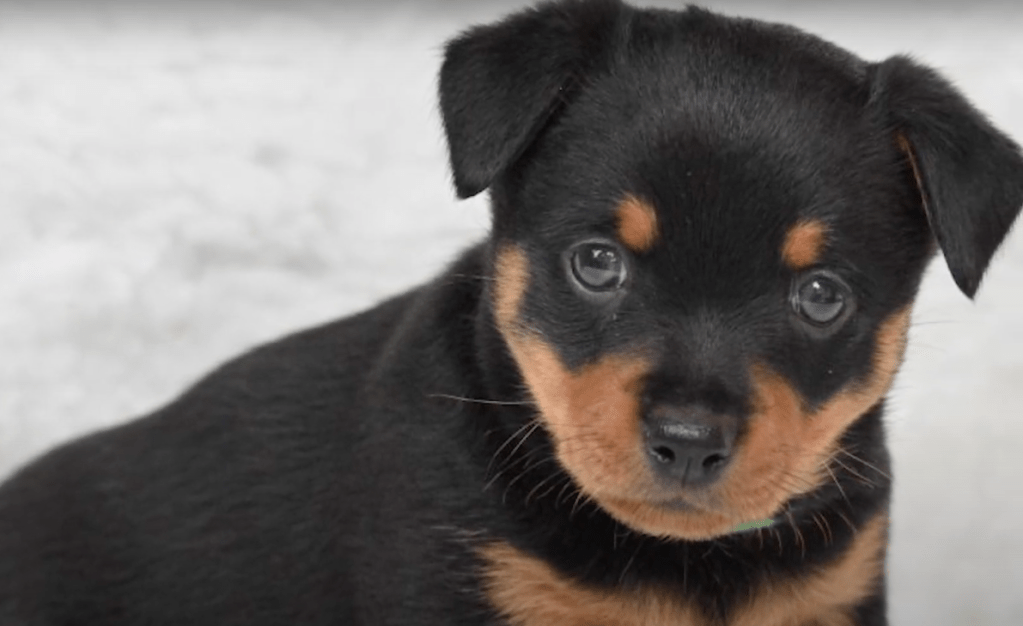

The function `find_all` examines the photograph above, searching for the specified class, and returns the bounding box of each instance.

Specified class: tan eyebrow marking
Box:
[782,219,829,270]
[616,194,659,253]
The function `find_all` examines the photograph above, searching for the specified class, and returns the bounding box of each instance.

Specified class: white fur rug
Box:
[2,2,1021,623]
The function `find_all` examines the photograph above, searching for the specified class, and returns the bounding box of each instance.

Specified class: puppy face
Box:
[488,66,928,539]
[441,2,1023,541]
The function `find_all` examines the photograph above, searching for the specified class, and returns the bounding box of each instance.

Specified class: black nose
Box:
[644,405,736,487]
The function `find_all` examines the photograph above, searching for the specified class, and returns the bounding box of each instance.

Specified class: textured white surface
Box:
[1,2,1021,623]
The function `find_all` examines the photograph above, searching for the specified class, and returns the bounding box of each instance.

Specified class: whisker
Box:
[504,455,556,496]
[619,543,643,584]
[838,448,892,481]
[824,464,852,508]
[523,468,566,506]
[830,455,878,489]
[835,510,857,533]
[555,479,578,509]
[484,446,543,492]
[812,512,834,546]
[570,490,593,519]
[428,393,532,407]
[535,475,572,505]
[447,273,495,283]
[488,420,542,473]
[786,509,806,559]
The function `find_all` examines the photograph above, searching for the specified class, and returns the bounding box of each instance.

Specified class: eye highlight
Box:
[791,271,852,327]
[569,242,628,292]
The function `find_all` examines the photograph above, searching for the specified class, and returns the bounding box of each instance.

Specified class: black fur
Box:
[440,0,625,198]
[2,2,1021,625]
[868,55,1023,297]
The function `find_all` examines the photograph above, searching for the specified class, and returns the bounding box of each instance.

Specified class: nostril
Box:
[651,445,676,464]
[702,453,728,471]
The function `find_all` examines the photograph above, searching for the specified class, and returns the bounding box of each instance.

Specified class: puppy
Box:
[2,1,1021,625]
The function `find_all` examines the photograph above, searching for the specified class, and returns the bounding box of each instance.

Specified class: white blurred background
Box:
[0,1,1020,623]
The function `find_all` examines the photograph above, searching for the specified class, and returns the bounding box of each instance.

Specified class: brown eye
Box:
[570,243,627,292]
[792,273,849,326]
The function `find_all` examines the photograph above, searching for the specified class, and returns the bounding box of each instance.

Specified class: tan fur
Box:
[493,245,653,508]
[479,512,887,626]
[742,307,913,500]
[782,220,829,270]
[616,194,660,252]
[479,541,701,626]
[506,335,652,495]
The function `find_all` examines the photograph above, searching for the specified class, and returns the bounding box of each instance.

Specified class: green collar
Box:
[730,518,776,534]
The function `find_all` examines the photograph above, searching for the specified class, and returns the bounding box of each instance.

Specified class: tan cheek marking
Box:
[736,307,913,512]
[479,515,886,626]
[608,308,910,540]
[782,219,829,270]
[716,366,807,518]
[493,246,652,499]
[511,336,652,495]
[493,245,530,332]
[793,306,912,488]
[617,194,659,253]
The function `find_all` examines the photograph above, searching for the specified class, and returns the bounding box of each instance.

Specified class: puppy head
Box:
[441,0,1023,540]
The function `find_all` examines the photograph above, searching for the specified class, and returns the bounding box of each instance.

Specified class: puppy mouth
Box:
[627,478,725,513]
[652,500,782,536]
[652,493,787,526]
[597,487,780,540]
[610,479,774,518]
[657,497,701,512]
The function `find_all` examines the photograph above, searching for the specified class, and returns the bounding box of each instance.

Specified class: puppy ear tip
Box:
[950,268,981,300]
[454,177,487,199]
[959,280,980,300]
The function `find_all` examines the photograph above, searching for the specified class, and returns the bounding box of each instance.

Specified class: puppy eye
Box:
[792,273,849,326]
[570,242,627,292]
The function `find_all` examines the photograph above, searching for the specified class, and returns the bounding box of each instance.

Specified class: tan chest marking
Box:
[479,513,887,626]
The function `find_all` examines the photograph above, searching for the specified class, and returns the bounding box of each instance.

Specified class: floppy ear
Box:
[870,55,1023,298]
[439,0,625,199]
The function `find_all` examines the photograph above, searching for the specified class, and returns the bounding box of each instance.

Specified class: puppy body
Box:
[0,259,500,624]
[2,2,1022,625]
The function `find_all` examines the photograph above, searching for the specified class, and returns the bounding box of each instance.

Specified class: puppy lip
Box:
[655,497,700,512]
[617,491,714,514]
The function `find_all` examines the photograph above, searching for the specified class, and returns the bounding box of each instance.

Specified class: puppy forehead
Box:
[520,11,910,284]
[571,10,868,142]
[538,34,874,204]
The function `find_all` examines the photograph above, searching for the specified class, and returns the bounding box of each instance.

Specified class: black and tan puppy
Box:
[2,1,1022,624]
